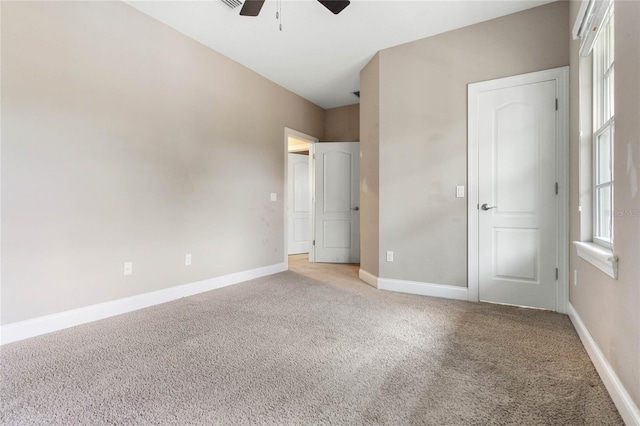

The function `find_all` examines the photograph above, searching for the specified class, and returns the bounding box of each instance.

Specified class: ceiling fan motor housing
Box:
[236,0,351,17]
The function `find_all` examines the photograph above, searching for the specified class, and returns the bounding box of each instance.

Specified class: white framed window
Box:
[573,0,617,279]
[592,4,614,247]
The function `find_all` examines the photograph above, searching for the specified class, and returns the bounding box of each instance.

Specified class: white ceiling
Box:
[126,0,555,110]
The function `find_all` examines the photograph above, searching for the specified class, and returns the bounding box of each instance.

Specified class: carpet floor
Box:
[0,255,623,425]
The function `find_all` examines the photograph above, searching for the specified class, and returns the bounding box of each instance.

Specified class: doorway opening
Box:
[287,137,312,257]
[284,128,361,270]
[284,128,317,269]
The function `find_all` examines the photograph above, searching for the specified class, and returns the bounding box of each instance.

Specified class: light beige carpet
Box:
[0,255,622,425]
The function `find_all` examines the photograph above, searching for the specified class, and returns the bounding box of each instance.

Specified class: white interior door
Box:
[288,153,311,255]
[476,80,558,310]
[313,142,360,263]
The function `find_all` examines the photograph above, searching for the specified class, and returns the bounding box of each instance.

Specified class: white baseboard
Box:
[568,302,640,426]
[378,277,469,301]
[358,269,378,288]
[1,262,287,346]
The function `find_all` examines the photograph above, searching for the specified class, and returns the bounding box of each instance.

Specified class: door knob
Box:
[481,203,497,211]
[351,206,360,211]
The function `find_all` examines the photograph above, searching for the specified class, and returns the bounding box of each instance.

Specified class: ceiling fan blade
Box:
[317,0,350,15]
[240,0,265,16]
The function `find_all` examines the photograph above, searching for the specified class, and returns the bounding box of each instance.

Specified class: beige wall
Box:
[324,104,360,142]
[568,0,640,408]
[1,1,324,324]
[368,2,570,284]
[359,55,380,277]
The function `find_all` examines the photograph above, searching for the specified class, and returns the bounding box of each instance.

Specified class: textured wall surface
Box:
[568,0,640,409]
[370,2,569,285]
[359,55,380,278]
[1,1,325,324]
[324,104,360,142]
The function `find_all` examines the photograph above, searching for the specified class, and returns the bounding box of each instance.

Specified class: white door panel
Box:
[314,142,360,263]
[288,153,310,255]
[323,220,352,248]
[477,80,557,310]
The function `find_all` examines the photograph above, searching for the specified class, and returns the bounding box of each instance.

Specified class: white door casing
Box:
[468,67,569,312]
[287,153,311,255]
[313,142,360,263]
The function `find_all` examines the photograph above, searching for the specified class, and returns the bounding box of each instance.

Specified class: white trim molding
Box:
[573,0,613,57]
[467,66,570,313]
[568,303,640,425]
[573,241,618,279]
[1,262,286,346]
[358,269,379,288]
[378,277,468,301]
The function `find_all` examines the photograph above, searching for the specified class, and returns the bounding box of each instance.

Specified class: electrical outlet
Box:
[185,254,192,266]
[124,261,133,276]
[270,192,277,202]
[574,269,578,286]
[386,251,394,262]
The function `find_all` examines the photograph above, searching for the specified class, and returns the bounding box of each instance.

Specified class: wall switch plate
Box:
[386,251,394,262]
[456,186,465,198]
[124,262,133,276]
[270,192,277,202]
[185,254,192,266]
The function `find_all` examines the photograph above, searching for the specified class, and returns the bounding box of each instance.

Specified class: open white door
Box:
[287,153,311,255]
[313,142,360,263]
[471,74,559,310]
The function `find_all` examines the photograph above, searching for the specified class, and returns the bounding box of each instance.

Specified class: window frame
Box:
[573,0,617,279]
[591,3,614,248]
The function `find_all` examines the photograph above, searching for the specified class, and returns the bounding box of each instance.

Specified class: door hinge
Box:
[556,268,559,280]
[555,98,558,111]
[312,240,315,246]
[313,154,316,160]
[555,182,559,195]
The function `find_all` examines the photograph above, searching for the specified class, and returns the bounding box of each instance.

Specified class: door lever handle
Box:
[481,203,497,211]
[351,206,360,211]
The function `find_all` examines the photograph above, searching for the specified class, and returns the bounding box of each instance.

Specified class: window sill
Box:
[573,241,618,279]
